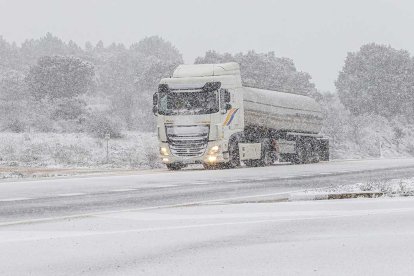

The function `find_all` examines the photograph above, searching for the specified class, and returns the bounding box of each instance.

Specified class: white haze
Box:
[1,0,414,92]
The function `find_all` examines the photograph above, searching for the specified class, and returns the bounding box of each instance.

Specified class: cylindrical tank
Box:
[243,87,323,134]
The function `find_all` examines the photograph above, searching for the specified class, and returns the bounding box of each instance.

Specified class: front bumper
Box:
[159,142,227,165]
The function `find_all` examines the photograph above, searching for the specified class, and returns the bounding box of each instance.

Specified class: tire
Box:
[318,139,330,161]
[258,139,275,167]
[244,139,274,167]
[292,138,308,164]
[278,153,289,163]
[244,159,260,167]
[227,139,241,169]
[292,138,320,164]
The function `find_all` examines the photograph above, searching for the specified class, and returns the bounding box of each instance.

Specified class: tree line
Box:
[0,33,182,136]
[1,33,414,143]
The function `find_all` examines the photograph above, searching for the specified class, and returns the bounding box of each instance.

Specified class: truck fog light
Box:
[160,147,169,156]
[209,145,220,154]
[208,155,217,163]
[162,157,169,163]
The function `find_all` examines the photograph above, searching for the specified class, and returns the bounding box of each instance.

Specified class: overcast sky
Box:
[1,0,413,91]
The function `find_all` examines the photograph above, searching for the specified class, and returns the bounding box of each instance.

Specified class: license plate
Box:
[182,160,194,164]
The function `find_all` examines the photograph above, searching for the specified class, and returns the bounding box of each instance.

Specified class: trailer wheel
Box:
[259,146,274,166]
[292,138,311,164]
[292,137,321,164]
[318,139,330,161]
[244,160,258,167]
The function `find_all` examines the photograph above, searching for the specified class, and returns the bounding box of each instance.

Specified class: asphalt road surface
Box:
[1,158,414,224]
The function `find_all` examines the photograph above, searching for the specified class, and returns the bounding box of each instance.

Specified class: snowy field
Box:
[0,132,160,171]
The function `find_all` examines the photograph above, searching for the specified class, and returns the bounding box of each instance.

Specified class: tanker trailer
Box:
[240,87,329,167]
[152,62,329,170]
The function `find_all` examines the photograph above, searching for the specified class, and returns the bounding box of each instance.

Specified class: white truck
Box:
[153,62,329,170]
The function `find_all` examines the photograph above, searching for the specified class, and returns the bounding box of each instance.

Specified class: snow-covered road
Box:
[2,158,414,224]
[1,158,414,274]
[1,197,414,275]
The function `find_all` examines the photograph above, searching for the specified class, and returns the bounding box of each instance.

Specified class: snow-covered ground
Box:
[0,132,161,172]
[290,177,414,201]
[1,197,414,275]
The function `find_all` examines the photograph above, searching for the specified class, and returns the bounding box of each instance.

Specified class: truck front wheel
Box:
[227,139,241,168]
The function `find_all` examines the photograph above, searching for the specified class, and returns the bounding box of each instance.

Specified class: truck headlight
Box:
[208,155,217,163]
[160,147,169,156]
[209,145,220,154]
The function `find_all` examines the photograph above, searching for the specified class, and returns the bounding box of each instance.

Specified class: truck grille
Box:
[166,125,209,157]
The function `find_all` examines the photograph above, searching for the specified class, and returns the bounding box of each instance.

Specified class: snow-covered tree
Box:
[131,36,182,65]
[0,36,21,72]
[195,50,316,96]
[25,56,95,100]
[20,33,70,66]
[0,69,27,101]
[336,43,414,119]
[0,69,31,132]
[97,36,183,130]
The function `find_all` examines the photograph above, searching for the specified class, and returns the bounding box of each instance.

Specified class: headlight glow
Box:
[209,145,220,154]
[208,155,217,163]
[160,147,169,156]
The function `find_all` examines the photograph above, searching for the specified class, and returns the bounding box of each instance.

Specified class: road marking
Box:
[111,188,137,192]
[254,177,271,181]
[157,184,178,188]
[319,172,333,175]
[57,193,85,197]
[225,179,243,183]
[0,197,32,202]
[193,182,209,185]
[112,185,177,191]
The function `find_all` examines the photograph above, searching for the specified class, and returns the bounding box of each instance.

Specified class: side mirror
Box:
[152,93,158,115]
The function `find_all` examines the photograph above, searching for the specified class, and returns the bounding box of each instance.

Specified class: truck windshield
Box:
[158,90,219,115]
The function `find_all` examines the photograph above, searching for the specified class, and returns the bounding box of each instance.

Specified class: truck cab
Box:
[153,62,244,170]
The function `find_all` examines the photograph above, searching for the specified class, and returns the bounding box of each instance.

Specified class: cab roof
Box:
[172,62,240,78]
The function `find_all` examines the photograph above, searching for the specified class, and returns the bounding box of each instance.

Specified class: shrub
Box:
[85,112,125,138]
[51,98,88,120]
[5,119,26,133]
